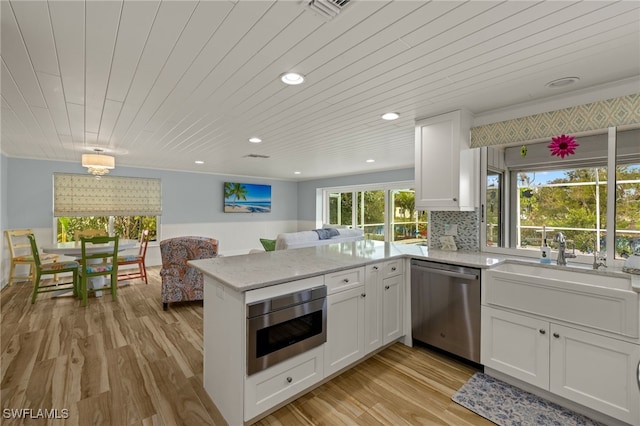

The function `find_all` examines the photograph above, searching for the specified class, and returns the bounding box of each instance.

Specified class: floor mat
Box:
[452,372,605,426]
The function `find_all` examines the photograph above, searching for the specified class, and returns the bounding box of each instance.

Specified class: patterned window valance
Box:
[470,93,640,148]
[54,173,162,217]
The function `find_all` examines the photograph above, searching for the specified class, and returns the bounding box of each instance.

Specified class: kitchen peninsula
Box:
[190,240,500,425]
[190,240,640,426]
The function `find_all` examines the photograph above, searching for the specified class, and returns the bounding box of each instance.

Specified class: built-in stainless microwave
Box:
[246,285,327,375]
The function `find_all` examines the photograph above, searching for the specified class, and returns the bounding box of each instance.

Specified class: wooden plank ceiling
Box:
[1,0,639,180]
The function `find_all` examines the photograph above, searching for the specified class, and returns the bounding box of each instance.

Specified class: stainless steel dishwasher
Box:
[411,259,481,363]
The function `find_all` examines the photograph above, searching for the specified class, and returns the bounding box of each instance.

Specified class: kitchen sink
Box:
[492,260,632,291]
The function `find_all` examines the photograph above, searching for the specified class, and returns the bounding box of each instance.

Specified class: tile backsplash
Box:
[429,209,480,251]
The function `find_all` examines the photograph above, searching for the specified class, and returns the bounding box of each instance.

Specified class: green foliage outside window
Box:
[518,165,639,257]
[329,192,353,226]
[328,188,427,243]
[57,216,157,243]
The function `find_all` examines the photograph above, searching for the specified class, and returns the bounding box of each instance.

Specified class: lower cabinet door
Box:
[382,274,404,345]
[325,286,365,377]
[481,307,550,389]
[550,324,640,425]
[364,268,382,355]
[245,345,324,421]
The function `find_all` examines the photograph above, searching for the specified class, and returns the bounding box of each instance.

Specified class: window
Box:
[391,189,427,242]
[356,190,385,241]
[515,167,607,254]
[616,149,640,257]
[56,216,157,242]
[53,173,161,242]
[328,192,353,227]
[485,171,503,247]
[482,127,640,263]
[323,183,427,244]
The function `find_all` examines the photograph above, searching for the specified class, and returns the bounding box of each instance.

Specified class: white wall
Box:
[0,155,6,286]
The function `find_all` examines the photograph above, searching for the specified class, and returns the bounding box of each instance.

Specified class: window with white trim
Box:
[323,182,427,243]
[481,127,640,262]
[53,173,161,242]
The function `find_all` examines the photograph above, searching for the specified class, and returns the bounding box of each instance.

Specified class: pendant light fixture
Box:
[82,148,115,178]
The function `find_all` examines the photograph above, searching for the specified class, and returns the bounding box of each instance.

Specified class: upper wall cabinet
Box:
[415,110,478,211]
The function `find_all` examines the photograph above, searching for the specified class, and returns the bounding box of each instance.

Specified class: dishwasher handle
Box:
[412,264,479,281]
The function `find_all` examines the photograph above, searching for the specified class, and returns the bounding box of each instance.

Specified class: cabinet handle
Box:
[636,360,639,392]
[361,293,366,298]
[343,278,349,283]
[539,329,546,335]
[391,267,397,271]
[286,376,292,384]
[385,285,390,290]
[453,197,457,202]
[372,266,379,270]
[553,333,560,338]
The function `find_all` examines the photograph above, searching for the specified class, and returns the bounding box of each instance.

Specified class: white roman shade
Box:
[54,173,162,217]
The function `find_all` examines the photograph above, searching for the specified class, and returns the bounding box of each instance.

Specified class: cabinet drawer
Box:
[245,345,324,421]
[325,267,365,294]
[383,260,403,278]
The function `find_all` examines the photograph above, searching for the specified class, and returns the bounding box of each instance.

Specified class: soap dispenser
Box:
[540,226,551,264]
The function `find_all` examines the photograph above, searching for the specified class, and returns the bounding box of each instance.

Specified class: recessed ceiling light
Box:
[366,159,375,163]
[381,112,399,120]
[545,77,580,88]
[248,137,262,143]
[280,72,305,85]
[194,160,204,164]
[294,171,301,175]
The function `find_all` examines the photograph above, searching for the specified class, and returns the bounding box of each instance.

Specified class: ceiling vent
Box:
[244,154,270,159]
[306,0,350,21]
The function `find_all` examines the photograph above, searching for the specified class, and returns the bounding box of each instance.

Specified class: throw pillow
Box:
[260,238,276,252]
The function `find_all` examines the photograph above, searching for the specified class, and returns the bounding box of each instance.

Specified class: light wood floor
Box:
[1,267,491,426]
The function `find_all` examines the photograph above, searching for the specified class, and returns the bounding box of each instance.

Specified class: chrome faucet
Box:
[553,232,576,265]
[592,240,607,270]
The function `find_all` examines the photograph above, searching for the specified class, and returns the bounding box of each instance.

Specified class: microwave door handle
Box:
[413,265,478,281]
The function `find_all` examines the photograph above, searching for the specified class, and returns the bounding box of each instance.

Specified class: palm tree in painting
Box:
[224,182,248,208]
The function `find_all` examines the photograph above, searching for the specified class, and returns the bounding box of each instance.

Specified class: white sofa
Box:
[275,228,364,250]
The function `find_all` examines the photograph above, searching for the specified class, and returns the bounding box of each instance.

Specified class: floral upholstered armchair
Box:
[159,236,219,310]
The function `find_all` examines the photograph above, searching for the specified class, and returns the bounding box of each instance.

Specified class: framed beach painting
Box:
[224,182,271,213]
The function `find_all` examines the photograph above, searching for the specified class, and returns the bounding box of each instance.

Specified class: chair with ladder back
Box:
[78,235,119,307]
[117,229,150,284]
[27,233,78,304]
[5,229,59,286]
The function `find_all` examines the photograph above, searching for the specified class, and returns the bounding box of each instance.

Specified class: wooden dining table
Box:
[42,239,138,297]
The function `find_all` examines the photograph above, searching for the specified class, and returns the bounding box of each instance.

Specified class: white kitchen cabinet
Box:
[414,109,477,211]
[364,261,405,355]
[482,307,550,389]
[482,306,640,425]
[245,345,324,421]
[550,324,640,425]
[325,268,366,377]
[364,264,383,354]
[382,273,404,344]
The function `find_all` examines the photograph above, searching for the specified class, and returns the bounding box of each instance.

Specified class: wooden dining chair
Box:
[78,235,119,307]
[73,229,108,264]
[27,234,78,304]
[74,229,107,241]
[117,229,150,284]
[5,229,59,286]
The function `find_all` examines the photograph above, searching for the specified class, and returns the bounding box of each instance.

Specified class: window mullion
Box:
[606,127,617,262]
[352,191,358,230]
[384,190,391,242]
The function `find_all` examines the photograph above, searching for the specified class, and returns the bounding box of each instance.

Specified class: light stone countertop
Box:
[189,240,505,292]
[189,239,640,293]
